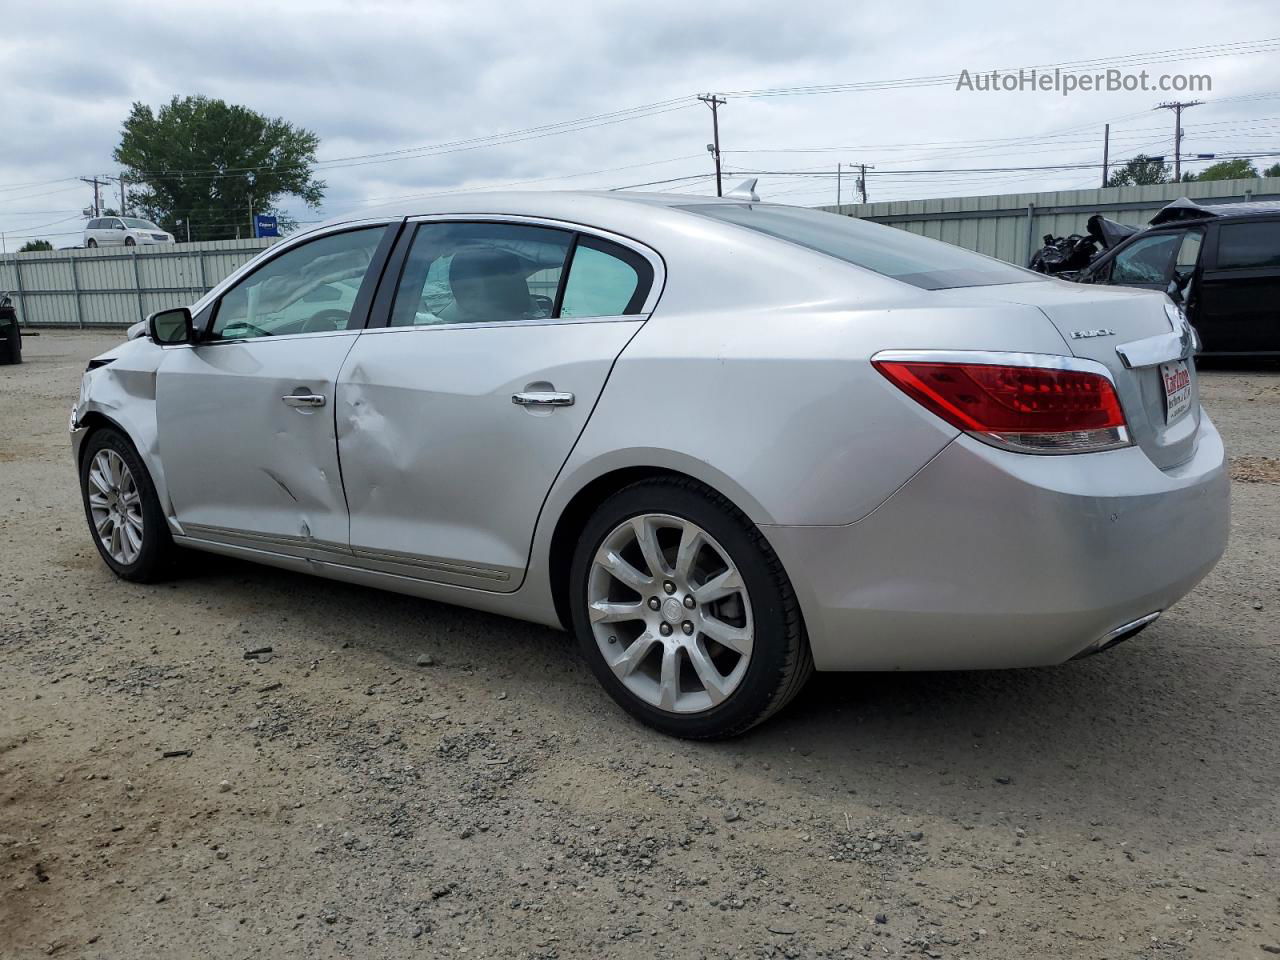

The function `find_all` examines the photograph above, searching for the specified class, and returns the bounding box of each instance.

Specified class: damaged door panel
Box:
[155,223,392,557]
[157,332,361,557]
[336,320,643,590]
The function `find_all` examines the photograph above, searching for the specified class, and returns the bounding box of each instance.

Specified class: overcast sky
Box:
[1,0,1276,248]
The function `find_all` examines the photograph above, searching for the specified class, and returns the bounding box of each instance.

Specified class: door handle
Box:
[282,393,326,408]
[512,391,574,408]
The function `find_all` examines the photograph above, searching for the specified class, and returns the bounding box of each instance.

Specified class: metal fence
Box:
[0,238,277,328]
[821,176,1280,265]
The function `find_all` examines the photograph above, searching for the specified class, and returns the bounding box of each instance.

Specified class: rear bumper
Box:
[764,410,1229,671]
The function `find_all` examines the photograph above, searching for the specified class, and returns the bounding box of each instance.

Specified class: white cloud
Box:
[0,0,1275,246]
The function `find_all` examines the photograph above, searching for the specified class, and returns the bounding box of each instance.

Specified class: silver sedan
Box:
[71,190,1230,738]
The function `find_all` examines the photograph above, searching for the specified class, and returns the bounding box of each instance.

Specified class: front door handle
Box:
[282,393,326,408]
[512,391,574,408]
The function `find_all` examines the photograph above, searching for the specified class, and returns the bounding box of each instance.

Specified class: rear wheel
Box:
[86,238,97,248]
[124,236,136,247]
[570,477,812,739]
[80,428,177,582]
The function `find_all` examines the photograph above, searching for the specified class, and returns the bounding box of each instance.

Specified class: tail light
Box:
[872,351,1131,454]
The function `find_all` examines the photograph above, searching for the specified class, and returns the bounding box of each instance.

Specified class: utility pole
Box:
[1155,100,1202,181]
[79,176,104,218]
[697,94,726,197]
[1102,123,1110,187]
[857,163,873,204]
[118,174,127,217]
[836,163,842,207]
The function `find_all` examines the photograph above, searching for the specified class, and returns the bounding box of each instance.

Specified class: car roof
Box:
[1149,196,1280,226]
[324,189,755,231]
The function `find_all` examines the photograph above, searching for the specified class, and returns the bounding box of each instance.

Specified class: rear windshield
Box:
[682,203,1041,290]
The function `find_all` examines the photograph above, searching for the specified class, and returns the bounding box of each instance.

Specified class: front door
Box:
[156,224,392,557]
[336,220,658,589]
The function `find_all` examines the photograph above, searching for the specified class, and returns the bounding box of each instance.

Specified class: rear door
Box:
[1196,218,1280,354]
[335,218,660,590]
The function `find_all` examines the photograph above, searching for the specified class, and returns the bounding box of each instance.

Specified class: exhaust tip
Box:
[1072,610,1162,660]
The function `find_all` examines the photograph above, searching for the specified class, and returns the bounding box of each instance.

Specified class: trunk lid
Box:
[937,278,1199,470]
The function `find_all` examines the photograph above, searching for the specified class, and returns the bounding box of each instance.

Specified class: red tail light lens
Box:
[873,356,1131,454]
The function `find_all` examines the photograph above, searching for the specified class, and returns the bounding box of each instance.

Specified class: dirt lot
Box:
[2,331,1278,960]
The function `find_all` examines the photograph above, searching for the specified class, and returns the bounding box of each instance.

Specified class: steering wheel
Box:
[301,310,349,333]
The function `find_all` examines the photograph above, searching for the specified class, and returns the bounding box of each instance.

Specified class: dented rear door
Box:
[335,319,642,591]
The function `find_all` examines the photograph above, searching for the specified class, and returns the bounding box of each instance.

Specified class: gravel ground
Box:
[2,331,1278,960]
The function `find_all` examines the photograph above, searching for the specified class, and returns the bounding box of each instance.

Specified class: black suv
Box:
[1077,197,1280,356]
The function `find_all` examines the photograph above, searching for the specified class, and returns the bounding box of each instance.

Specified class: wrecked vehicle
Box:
[1029,215,1138,277]
[1075,197,1280,356]
[71,190,1228,738]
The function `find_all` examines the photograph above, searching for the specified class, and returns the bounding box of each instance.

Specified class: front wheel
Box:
[86,238,97,248]
[570,477,812,739]
[80,428,177,582]
[124,237,136,247]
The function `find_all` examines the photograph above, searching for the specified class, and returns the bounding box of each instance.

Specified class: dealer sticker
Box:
[1161,360,1192,425]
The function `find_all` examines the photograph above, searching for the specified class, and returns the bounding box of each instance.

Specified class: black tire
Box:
[79,427,177,582]
[124,237,136,247]
[86,238,97,248]
[569,477,812,739]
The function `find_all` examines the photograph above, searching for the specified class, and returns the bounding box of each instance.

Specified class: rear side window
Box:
[682,203,1039,290]
[389,222,573,327]
[560,237,653,317]
[1216,221,1280,269]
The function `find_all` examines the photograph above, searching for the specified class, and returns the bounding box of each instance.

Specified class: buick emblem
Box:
[1069,328,1115,340]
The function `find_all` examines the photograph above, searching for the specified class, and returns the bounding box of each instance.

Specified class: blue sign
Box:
[253,214,280,238]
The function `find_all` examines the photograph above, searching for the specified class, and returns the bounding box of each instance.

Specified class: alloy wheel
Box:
[87,449,144,565]
[587,513,754,714]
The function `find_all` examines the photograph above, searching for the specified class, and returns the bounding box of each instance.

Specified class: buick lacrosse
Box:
[72,188,1229,738]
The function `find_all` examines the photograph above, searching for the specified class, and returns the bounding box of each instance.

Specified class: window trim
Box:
[366,213,664,329]
[195,219,402,346]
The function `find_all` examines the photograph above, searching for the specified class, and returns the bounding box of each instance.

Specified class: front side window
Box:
[1109,231,1183,284]
[682,203,1039,290]
[389,222,573,327]
[560,237,652,317]
[1216,220,1280,269]
[209,227,384,341]
[1175,230,1203,273]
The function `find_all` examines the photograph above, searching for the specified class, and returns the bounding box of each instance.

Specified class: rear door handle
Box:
[512,391,574,408]
[282,393,326,408]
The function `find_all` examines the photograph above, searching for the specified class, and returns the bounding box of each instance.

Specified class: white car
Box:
[83,216,174,248]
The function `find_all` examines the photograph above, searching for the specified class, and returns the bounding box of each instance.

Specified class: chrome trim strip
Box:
[358,316,642,335]
[350,546,511,583]
[180,523,511,584]
[1115,330,1192,369]
[870,349,1119,385]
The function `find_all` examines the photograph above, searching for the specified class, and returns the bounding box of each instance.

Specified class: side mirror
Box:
[148,307,194,345]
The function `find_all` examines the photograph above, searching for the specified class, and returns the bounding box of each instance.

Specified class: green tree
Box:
[113,95,324,242]
[1106,154,1171,187]
[1182,158,1259,182]
[1263,162,1280,178]
[18,240,53,252]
